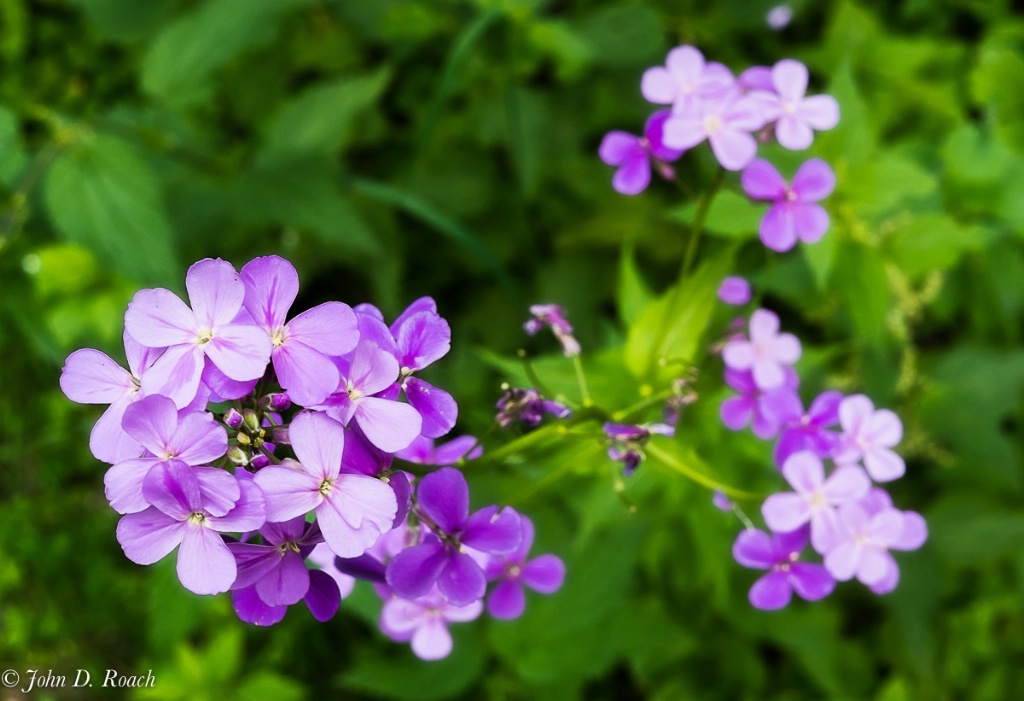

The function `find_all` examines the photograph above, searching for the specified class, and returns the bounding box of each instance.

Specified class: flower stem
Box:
[679,166,727,280]
[572,355,592,407]
[645,442,762,501]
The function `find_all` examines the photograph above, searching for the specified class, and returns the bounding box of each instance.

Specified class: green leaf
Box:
[929,496,1024,564]
[0,106,26,186]
[668,189,762,240]
[617,241,653,327]
[883,214,987,280]
[971,43,1024,153]
[844,154,937,218]
[577,4,664,68]
[830,240,888,347]
[44,134,179,286]
[142,0,315,108]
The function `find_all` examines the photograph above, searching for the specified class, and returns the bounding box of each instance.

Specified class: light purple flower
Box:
[823,502,908,587]
[719,367,798,440]
[762,389,843,467]
[240,256,359,407]
[761,451,871,552]
[717,276,751,306]
[385,467,522,606]
[124,258,272,409]
[640,46,734,113]
[834,394,905,482]
[481,516,564,619]
[756,59,840,150]
[308,542,357,598]
[254,412,398,558]
[742,158,835,252]
[733,525,834,609]
[396,435,482,466]
[712,490,734,512]
[104,394,228,514]
[380,585,483,660]
[598,110,683,196]
[855,489,928,594]
[495,388,571,429]
[663,92,768,171]
[722,309,801,390]
[766,5,793,30]
[116,461,266,595]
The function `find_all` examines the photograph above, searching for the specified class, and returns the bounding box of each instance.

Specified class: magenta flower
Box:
[742,158,835,252]
[662,92,768,171]
[761,389,843,467]
[733,525,834,610]
[240,256,359,407]
[385,467,522,606]
[834,394,905,482]
[719,367,797,439]
[124,258,272,409]
[640,46,734,113]
[379,585,483,660]
[481,516,565,619]
[253,412,398,558]
[717,276,751,306]
[823,502,908,587]
[722,309,801,390]
[104,395,228,514]
[598,110,683,196]
[116,461,266,595]
[757,59,840,150]
[761,451,871,552]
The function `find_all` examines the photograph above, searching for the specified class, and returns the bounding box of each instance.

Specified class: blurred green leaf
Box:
[0,106,26,187]
[883,214,987,280]
[831,239,889,347]
[617,241,653,327]
[972,42,1024,153]
[669,189,761,240]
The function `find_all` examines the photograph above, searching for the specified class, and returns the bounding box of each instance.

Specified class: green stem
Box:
[572,355,592,407]
[645,442,762,501]
[611,389,673,423]
[679,166,726,280]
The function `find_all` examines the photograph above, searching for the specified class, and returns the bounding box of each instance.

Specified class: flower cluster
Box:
[718,302,927,609]
[60,256,563,659]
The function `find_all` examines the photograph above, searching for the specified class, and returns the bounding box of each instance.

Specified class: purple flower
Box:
[379,585,483,660]
[663,92,768,171]
[396,435,482,466]
[722,309,801,390]
[762,389,843,467]
[717,276,751,306]
[60,332,159,464]
[495,388,571,429]
[598,110,683,196]
[254,412,398,558]
[712,490,734,512]
[733,526,834,610]
[524,303,581,357]
[124,258,272,409]
[719,367,797,439]
[834,395,905,482]
[742,158,835,252]
[853,489,928,594]
[761,451,871,552]
[641,46,734,113]
[766,5,794,30]
[104,395,228,514]
[116,461,266,595]
[308,542,357,598]
[385,467,522,606]
[823,502,908,588]
[481,516,565,619]
[240,256,359,407]
[755,59,840,150]
[603,422,674,476]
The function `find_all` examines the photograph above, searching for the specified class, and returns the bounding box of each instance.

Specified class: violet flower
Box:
[603,422,674,476]
[853,489,928,594]
[495,388,571,429]
[823,501,916,588]
[396,435,482,466]
[834,394,905,482]
[524,303,582,357]
[719,367,798,440]
[717,276,751,306]
[379,585,483,660]
[598,110,683,196]
[722,309,801,391]
[742,158,835,252]
[733,525,834,609]
[481,515,565,619]
[761,389,843,467]
[640,45,734,113]
[663,92,768,171]
[755,59,840,150]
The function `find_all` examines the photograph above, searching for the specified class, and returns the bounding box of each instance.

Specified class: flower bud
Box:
[224,408,243,429]
[227,446,250,466]
[250,454,270,470]
[271,425,290,445]
[260,393,291,412]
[242,409,261,434]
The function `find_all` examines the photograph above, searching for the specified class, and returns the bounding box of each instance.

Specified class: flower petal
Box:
[60,349,134,403]
[405,378,458,439]
[438,551,486,606]
[232,585,287,626]
[417,467,469,534]
[487,579,526,619]
[749,570,792,610]
[287,301,359,356]
[186,258,245,330]
[762,492,812,533]
[522,554,565,593]
[240,255,299,331]
[304,569,342,622]
[253,465,320,522]
[791,158,836,201]
[788,563,835,601]
[116,507,185,565]
[290,411,345,482]
[177,524,236,595]
[204,323,271,382]
[386,543,449,600]
[741,159,787,201]
[355,396,422,453]
[255,551,310,606]
[105,459,155,514]
[125,288,196,347]
[463,506,522,555]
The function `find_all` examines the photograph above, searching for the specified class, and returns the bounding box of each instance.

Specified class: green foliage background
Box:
[1,0,1023,698]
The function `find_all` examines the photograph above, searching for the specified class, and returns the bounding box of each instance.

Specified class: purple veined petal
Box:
[771,59,808,101]
[612,155,652,196]
[255,551,310,606]
[760,203,798,251]
[240,255,299,331]
[463,506,522,555]
[788,563,835,601]
[140,343,205,409]
[640,67,677,104]
[822,465,871,503]
[355,397,423,453]
[891,511,928,551]
[395,310,451,370]
[772,332,801,364]
[290,411,345,482]
[392,297,438,328]
[433,436,483,466]
[868,562,900,595]
[386,542,449,600]
[304,569,342,622]
[522,554,565,593]
[867,409,903,447]
[708,128,757,171]
[143,460,202,520]
[855,546,895,586]
[411,619,454,661]
[749,570,793,610]
[199,361,257,402]
[662,112,707,151]
[644,109,684,161]
[233,585,287,626]
[228,543,283,590]
[775,116,814,150]
[105,459,155,514]
[732,529,779,569]
[60,349,135,403]
[172,412,228,466]
[287,301,359,356]
[720,396,754,431]
[864,449,906,482]
[253,465,321,522]
[204,323,271,382]
[90,398,144,464]
[315,494,385,558]
[793,204,830,244]
[334,552,387,583]
[261,515,308,546]
[124,330,160,379]
[444,597,484,623]
[791,158,836,201]
[405,378,457,439]
[328,473,398,534]
[177,524,236,595]
[797,95,840,130]
[121,394,178,456]
[395,434,433,464]
[488,579,526,620]
[808,391,843,426]
[274,341,341,408]
[186,258,246,330]
[380,597,421,640]
[116,507,186,565]
[348,340,400,396]
[438,551,486,606]
[762,492,812,532]
[206,478,266,532]
[752,358,785,391]
[508,515,535,561]
[341,426,390,476]
[773,524,811,556]
[355,313,400,360]
[192,466,241,518]
[389,471,412,529]
[416,466,469,534]
[823,540,860,581]
[125,288,197,348]
[722,339,755,371]
[741,159,787,201]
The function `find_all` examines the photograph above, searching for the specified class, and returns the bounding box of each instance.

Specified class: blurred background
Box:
[2,0,1024,698]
